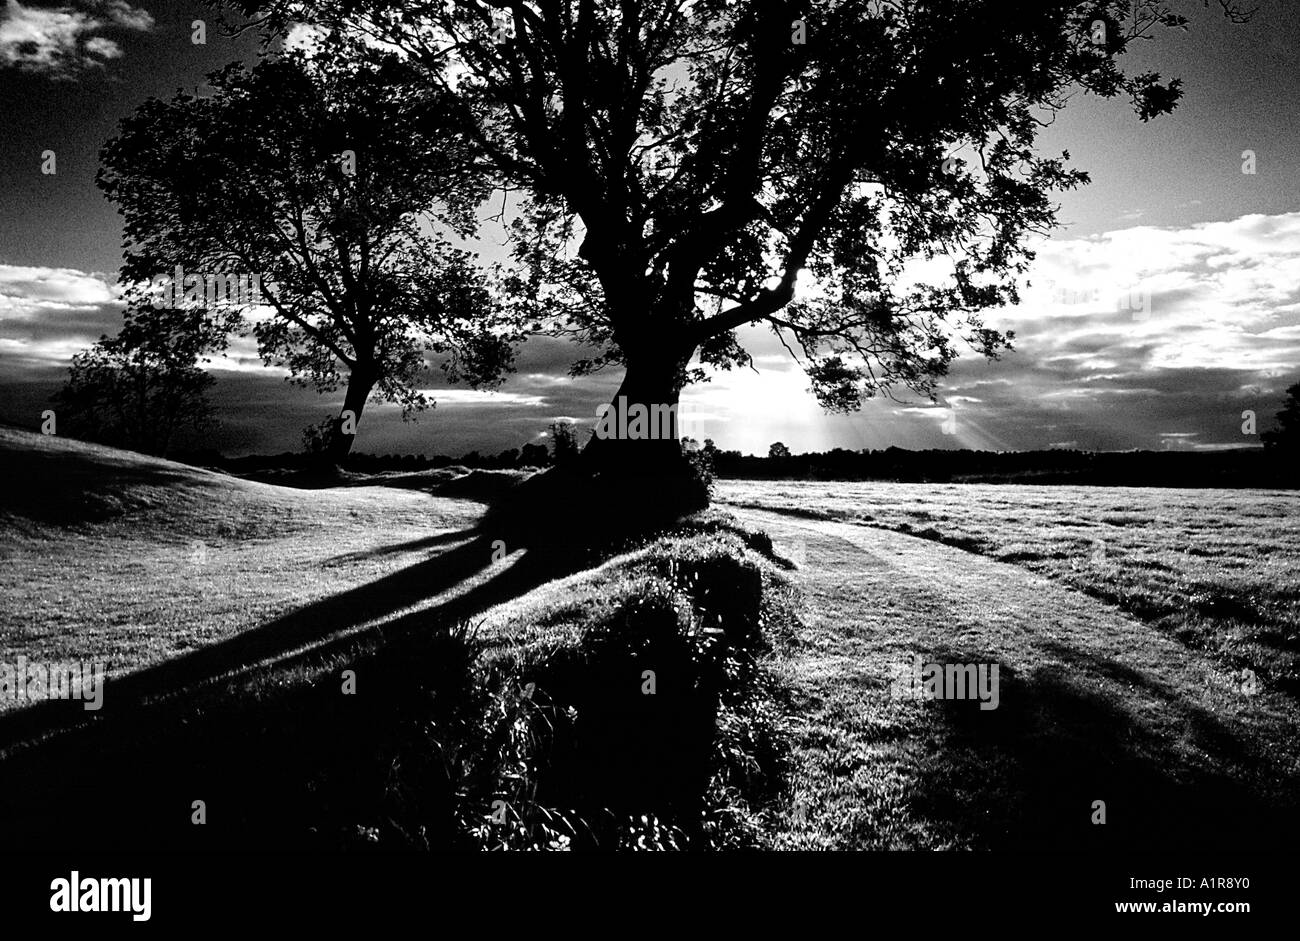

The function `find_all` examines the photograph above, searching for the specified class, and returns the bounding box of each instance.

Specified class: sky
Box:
[2,0,1299,457]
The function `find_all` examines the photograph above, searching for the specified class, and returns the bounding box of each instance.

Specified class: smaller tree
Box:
[549,422,580,468]
[97,43,518,464]
[302,415,339,458]
[1262,381,1300,454]
[53,306,222,457]
[519,442,549,468]
[768,442,792,461]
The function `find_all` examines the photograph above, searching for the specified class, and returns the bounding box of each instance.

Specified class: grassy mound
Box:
[0,425,263,529]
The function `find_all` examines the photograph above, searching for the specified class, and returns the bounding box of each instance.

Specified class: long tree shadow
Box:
[0,531,600,849]
[896,644,1300,851]
[0,523,582,755]
[321,527,476,564]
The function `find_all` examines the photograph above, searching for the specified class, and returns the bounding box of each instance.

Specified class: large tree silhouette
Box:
[98,42,516,462]
[225,0,1250,486]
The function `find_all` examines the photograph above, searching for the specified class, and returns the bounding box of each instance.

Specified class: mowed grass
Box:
[720,480,1300,698]
[732,510,1300,850]
[0,427,485,703]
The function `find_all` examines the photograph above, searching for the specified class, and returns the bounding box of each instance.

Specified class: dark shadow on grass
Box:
[0,525,583,755]
[895,644,1300,851]
[1034,639,1261,769]
[0,543,598,850]
[320,527,478,565]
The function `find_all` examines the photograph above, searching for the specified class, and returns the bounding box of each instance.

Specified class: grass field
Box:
[1,429,1297,850]
[719,480,1300,698]
[727,505,1300,850]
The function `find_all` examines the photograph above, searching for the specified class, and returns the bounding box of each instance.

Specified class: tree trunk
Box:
[326,370,374,465]
[485,343,707,547]
[577,344,714,524]
[581,354,690,480]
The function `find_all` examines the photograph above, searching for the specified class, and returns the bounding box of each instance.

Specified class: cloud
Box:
[0,264,122,370]
[6,211,1300,456]
[0,263,117,312]
[0,0,153,78]
[412,389,547,407]
[99,0,151,31]
[687,211,1300,452]
[282,22,326,56]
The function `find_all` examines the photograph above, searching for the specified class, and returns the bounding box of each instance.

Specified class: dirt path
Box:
[730,507,1300,850]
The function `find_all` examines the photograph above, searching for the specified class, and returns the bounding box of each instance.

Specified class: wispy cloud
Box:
[0,265,121,369]
[412,389,547,407]
[0,0,154,78]
[0,263,117,314]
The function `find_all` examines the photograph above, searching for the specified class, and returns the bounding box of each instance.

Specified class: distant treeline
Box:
[711,446,1297,489]
[204,442,553,475]
[186,443,1300,490]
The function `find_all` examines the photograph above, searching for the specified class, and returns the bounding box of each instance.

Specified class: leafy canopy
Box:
[220,1,1250,410]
